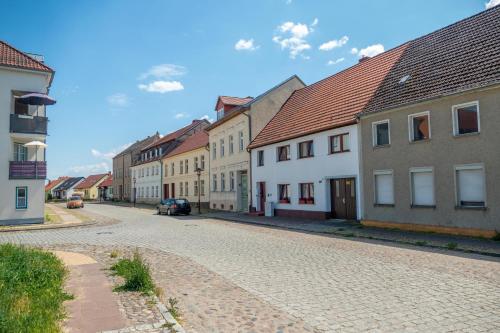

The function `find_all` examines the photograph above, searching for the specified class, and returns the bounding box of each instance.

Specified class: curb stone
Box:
[153,295,185,333]
[0,220,97,233]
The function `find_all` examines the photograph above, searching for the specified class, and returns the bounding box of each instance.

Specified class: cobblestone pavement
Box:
[1,204,499,333]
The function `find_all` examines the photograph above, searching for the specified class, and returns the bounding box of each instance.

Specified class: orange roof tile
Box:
[248,44,408,149]
[164,131,208,159]
[0,40,54,73]
[97,174,113,188]
[142,119,209,151]
[217,96,253,109]
[75,173,108,189]
[45,176,69,191]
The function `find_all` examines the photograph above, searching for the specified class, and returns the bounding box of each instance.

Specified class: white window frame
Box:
[408,111,431,142]
[452,101,480,136]
[220,139,225,158]
[373,169,395,205]
[238,131,244,151]
[454,163,486,208]
[372,119,391,147]
[409,167,435,207]
[16,186,28,210]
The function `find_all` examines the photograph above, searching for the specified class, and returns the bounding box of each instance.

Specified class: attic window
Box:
[399,75,411,85]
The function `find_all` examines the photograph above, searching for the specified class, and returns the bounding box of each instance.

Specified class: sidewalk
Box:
[201,211,500,257]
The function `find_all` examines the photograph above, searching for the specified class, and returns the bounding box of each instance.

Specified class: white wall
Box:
[251,124,362,218]
[0,67,51,224]
[130,161,162,204]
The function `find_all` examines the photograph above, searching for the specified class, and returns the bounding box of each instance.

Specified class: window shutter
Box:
[458,168,484,203]
[375,173,394,204]
[412,171,434,205]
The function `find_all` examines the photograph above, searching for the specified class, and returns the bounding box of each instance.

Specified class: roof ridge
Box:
[0,40,54,72]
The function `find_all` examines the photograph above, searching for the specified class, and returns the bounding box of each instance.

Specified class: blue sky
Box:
[1,0,494,179]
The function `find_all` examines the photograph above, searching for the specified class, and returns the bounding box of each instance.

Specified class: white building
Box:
[0,41,55,225]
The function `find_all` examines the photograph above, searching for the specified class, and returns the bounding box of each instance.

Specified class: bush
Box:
[0,244,72,332]
[111,251,155,294]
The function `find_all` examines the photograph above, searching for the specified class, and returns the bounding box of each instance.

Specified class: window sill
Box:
[298,156,314,159]
[409,139,431,144]
[374,203,395,207]
[329,150,350,155]
[453,132,480,138]
[411,204,436,209]
[373,144,390,150]
[455,205,487,211]
[277,159,291,162]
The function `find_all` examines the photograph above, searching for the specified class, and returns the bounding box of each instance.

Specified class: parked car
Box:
[157,198,191,216]
[67,195,84,209]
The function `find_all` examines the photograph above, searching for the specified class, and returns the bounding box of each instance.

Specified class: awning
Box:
[17,93,56,106]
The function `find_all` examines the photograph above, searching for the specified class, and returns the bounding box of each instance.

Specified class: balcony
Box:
[10,114,48,135]
[9,161,47,179]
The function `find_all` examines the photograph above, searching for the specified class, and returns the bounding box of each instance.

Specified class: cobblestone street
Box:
[1,204,499,333]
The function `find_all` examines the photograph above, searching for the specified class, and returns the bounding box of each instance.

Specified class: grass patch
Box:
[343,232,355,237]
[0,244,72,332]
[446,242,458,250]
[44,206,62,224]
[110,250,119,258]
[167,297,182,322]
[415,241,427,246]
[111,251,155,294]
[492,231,500,241]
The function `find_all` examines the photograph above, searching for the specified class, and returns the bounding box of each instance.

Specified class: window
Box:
[14,143,28,161]
[217,108,224,120]
[409,111,431,142]
[146,187,149,198]
[185,181,189,196]
[278,184,290,203]
[455,164,486,207]
[194,180,199,196]
[220,139,225,158]
[200,180,205,196]
[238,131,244,151]
[372,120,390,146]
[212,174,217,191]
[185,159,188,174]
[298,140,314,158]
[16,186,27,209]
[299,183,314,204]
[156,185,159,198]
[212,142,217,160]
[374,170,394,205]
[201,155,205,170]
[257,150,264,167]
[194,157,199,170]
[410,167,435,206]
[221,173,226,191]
[452,101,479,136]
[330,134,350,153]
[179,182,184,196]
[229,135,234,154]
[180,161,184,174]
[146,168,149,177]
[229,171,235,191]
[165,165,168,176]
[171,163,174,176]
[277,145,290,161]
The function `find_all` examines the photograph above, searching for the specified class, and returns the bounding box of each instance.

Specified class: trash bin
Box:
[265,202,274,217]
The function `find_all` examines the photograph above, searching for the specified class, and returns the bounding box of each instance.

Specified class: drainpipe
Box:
[241,110,252,211]
[160,158,163,201]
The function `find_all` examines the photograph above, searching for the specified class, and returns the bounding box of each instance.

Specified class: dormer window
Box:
[216,108,224,120]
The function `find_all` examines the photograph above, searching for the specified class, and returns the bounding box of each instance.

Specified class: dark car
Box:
[157,198,191,216]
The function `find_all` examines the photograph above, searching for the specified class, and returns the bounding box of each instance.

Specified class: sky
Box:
[1,0,496,179]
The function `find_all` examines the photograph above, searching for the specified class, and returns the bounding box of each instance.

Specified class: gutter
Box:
[241,111,253,211]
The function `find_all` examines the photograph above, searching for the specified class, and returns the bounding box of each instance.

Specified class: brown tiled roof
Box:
[362,6,500,115]
[97,174,113,188]
[248,44,408,149]
[0,40,53,73]
[164,130,208,159]
[113,133,160,159]
[142,119,209,151]
[45,176,69,191]
[75,173,108,189]
[217,96,253,108]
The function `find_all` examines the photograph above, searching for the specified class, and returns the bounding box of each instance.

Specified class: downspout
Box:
[160,157,163,201]
[241,110,252,211]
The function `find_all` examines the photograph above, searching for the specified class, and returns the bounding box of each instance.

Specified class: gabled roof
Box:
[54,177,84,191]
[113,133,160,159]
[142,119,210,151]
[362,6,500,115]
[0,40,54,73]
[45,176,69,191]
[164,130,209,159]
[217,96,253,109]
[248,44,408,149]
[97,174,113,188]
[206,75,305,131]
[74,173,108,189]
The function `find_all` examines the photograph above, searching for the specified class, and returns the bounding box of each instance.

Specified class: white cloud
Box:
[91,143,132,160]
[201,114,214,123]
[138,81,184,93]
[107,93,129,107]
[235,39,259,51]
[485,0,500,8]
[311,18,319,27]
[68,162,110,175]
[327,57,345,66]
[139,64,186,80]
[319,36,349,51]
[174,112,189,119]
[273,19,318,59]
[351,44,385,58]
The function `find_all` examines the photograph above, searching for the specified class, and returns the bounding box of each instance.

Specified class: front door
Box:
[171,183,175,198]
[330,178,357,219]
[257,182,266,211]
[164,184,169,199]
[240,172,248,212]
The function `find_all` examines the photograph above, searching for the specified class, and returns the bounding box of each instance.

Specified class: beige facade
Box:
[360,86,500,237]
[162,146,209,207]
[208,76,305,211]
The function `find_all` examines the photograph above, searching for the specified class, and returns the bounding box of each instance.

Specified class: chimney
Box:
[359,55,370,63]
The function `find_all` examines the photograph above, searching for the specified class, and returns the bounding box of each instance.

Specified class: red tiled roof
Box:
[75,173,108,189]
[164,131,208,159]
[0,40,54,73]
[217,96,253,109]
[248,44,408,149]
[142,119,209,151]
[45,176,69,191]
[97,174,113,188]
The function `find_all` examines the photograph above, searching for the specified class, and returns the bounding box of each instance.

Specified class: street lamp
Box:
[195,167,202,214]
[133,177,136,208]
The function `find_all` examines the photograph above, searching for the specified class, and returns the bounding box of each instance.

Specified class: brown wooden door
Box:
[171,183,175,198]
[331,178,357,220]
[164,184,169,199]
[258,182,266,211]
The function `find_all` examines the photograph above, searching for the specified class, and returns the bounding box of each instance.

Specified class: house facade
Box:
[161,130,209,208]
[131,120,209,204]
[97,174,113,201]
[359,7,500,237]
[53,177,84,200]
[45,176,69,199]
[0,41,55,225]
[112,133,160,201]
[248,46,407,219]
[206,76,305,212]
[74,173,109,200]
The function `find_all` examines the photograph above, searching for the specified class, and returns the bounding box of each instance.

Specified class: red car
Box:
[67,196,84,209]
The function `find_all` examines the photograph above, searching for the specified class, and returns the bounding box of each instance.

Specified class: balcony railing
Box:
[10,114,48,135]
[9,161,47,179]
